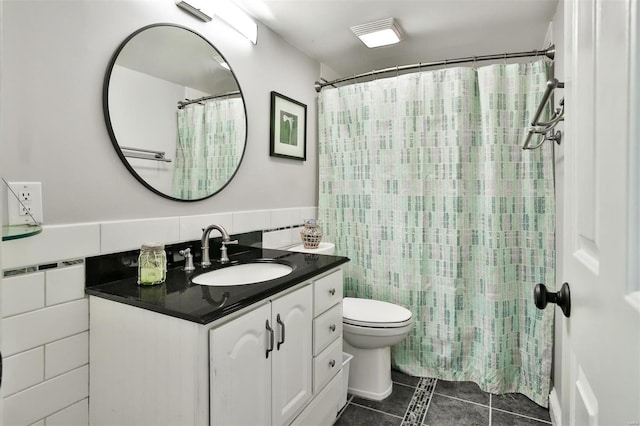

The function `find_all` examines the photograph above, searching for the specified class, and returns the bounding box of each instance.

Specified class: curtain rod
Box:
[314,45,555,92]
[177,91,241,109]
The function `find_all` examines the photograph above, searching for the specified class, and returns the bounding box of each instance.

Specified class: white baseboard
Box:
[549,387,562,426]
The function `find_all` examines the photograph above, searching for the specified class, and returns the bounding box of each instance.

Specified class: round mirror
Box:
[103,24,247,201]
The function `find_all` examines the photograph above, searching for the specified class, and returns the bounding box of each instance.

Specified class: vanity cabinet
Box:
[89,266,344,426]
[210,285,312,426]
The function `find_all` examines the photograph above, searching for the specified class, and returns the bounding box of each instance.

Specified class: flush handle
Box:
[265,320,274,358]
[276,314,285,350]
[534,282,571,318]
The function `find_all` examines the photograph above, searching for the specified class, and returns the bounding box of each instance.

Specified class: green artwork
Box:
[280,111,298,146]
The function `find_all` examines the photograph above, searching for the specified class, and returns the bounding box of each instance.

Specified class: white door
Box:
[271,286,313,426]
[210,303,272,426]
[561,0,640,424]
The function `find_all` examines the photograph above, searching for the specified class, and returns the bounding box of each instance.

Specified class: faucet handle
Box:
[222,239,238,245]
[179,248,196,272]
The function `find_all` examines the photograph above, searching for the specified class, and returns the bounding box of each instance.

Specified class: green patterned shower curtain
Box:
[318,61,555,406]
[172,97,244,199]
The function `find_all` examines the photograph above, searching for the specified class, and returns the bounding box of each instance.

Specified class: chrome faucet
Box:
[201,224,238,266]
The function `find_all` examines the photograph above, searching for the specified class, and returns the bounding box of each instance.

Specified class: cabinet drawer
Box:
[313,338,342,394]
[313,302,342,356]
[291,369,342,426]
[313,269,343,315]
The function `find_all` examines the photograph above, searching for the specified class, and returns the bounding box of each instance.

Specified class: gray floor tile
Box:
[434,380,491,406]
[392,369,421,388]
[423,394,490,426]
[334,404,403,426]
[351,383,416,417]
[491,393,550,422]
[491,409,551,425]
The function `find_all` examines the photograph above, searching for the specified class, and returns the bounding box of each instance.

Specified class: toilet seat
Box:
[343,297,412,328]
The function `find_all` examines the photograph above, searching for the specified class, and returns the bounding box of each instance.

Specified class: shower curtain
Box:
[172,97,244,199]
[318,61,555,406]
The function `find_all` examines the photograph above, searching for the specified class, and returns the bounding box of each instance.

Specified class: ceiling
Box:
[234,0,560,80]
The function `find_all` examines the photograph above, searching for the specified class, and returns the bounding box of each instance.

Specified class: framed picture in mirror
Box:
[270,91,307,160]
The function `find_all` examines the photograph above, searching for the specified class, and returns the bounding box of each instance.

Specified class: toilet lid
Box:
[343,297,413,328]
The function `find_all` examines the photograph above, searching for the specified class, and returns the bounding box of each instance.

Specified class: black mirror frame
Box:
[102,23,248,202]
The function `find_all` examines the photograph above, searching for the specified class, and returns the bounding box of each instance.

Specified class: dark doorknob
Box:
[534,282,571,318]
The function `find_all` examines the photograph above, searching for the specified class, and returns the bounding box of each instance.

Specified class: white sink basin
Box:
[191,262,294,286]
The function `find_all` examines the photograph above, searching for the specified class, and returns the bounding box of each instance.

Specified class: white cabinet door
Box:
[210,303,272,426]
[560,0,640,424]
[271,286,313,426]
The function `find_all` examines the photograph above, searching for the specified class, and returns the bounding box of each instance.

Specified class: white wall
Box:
[1,0,320,225]
[0,1,321,424]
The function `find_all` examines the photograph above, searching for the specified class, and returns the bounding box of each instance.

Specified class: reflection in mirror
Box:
[104,24,247,201]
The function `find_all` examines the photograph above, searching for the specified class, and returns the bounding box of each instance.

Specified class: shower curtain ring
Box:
[396,65,399,77]
[472,56,477,70]
[503,53,507,64]
[444,59,448,69]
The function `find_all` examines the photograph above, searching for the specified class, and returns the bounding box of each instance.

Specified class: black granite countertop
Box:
[85,245,349,324]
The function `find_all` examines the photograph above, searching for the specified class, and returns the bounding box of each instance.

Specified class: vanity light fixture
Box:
[175,0,213,22]
[214,0,258,44]
[174,0,257,44]
[351,18,404,48]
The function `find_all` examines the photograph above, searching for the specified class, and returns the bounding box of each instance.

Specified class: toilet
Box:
[342,297,413,400]
[286,241,413,401]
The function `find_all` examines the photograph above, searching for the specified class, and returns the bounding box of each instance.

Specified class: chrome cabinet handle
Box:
[265,320,274,358]
[329,288,336,296]
[329,324,336,332]
[276,314,286,350]
[329,359,336,368]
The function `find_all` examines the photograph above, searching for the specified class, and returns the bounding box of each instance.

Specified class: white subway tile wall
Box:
[300,207,318,223]
[100,217,181,253]
[3,366,89,426]
[1,273,45,317]
[263,228,295,249]
[179,212,233,242]
[45,332,89,380]
[0,207,317,425]
[232,210,271,234]
[2,347,44,397]
[290,226,305,246]
[270,208,303,229]
[46,265,85,306]
[1,223,100,270]
[45,399,89,426]
[2,299,88,357]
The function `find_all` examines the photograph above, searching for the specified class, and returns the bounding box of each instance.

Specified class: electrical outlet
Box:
[7,182,43,225]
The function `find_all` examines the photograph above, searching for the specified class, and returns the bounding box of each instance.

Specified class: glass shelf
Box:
[2,224,42,241]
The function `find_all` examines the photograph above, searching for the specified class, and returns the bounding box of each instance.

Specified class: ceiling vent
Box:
[350,18,404,48]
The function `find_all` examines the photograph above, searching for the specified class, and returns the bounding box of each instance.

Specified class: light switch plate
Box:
[7,181,43,225]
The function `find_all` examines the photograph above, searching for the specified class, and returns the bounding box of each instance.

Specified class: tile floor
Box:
[335,371,552,426]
